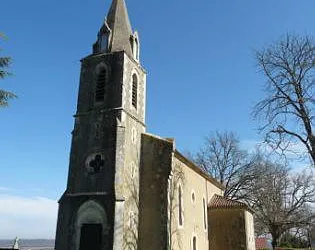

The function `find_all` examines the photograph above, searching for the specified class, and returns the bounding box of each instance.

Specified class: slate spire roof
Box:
[106,0,133,56]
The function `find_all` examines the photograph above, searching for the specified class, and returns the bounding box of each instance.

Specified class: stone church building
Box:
[54,0,255,249]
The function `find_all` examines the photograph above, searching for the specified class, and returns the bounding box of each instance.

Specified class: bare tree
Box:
[195,131,256,200]
[253,34,315,166]
[279,228,309,248]
[248,160,315,249]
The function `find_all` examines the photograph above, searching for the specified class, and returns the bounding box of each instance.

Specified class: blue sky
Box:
[0,0,315,239]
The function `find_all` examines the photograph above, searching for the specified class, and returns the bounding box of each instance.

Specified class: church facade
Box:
[54,0,255,249]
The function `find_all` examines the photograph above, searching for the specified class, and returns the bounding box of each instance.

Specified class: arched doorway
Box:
[74,200,108,250]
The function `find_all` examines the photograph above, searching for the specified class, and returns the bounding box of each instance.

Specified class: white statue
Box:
[12,237,19,249]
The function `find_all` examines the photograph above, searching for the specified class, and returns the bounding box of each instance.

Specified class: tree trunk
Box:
[309,134,315,166]
[271,231,279,250]
[272,238,277,250]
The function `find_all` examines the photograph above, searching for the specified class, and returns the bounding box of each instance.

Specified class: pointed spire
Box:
[106,0,133,56]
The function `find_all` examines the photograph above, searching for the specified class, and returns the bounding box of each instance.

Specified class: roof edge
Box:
[142,133,175,147]
[141,134,225,191]
[208,194,254,214]
[174,150,225,191]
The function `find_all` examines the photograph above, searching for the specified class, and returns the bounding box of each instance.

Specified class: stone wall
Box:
[170,153,224,250]
[138,133,173,250]
[208,209,248,250]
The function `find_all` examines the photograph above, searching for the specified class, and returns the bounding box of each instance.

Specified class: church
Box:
[54,0,255,249]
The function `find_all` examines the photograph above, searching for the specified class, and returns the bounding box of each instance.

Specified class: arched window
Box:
[192,236,197,250]
[203,198,207,230]
[132,74,138,109]
[178,185,183,226]
[95,68,106,102]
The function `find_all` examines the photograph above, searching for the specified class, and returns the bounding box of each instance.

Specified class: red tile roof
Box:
[256,237,272,249]
[208,194,250,210]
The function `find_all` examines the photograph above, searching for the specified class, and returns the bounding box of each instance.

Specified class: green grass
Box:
[274,248,315,250]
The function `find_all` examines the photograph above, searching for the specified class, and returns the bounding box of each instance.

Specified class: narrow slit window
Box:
[95,68,106,102]
[203,198,207,230]
[100,34,108,51]
[132,74,138,109]
[129,211,135,229]
[135,38,139,60]
[178,185,183,226]
[192,236,197,250]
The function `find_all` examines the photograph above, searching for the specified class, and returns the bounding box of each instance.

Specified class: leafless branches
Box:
[247,159,315,249]
[253,34,315,166]
[195,131,257,201]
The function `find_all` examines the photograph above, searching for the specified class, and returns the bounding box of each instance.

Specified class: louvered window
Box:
[132,74,138,109]
[95,68,106,102]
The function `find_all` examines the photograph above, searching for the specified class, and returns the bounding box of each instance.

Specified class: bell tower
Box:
[55,0,146,249]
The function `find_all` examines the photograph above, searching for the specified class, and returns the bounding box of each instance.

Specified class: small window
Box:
[85,153,105,174]
[203,198,207,230]
[100,34,108,51]
[192,236,197,250]
[191,191,195,204]
[132,35,139,61]
[95,123,102,139]
[178,185,183,226]
[131,162,136,178]
[95,68,106,102]
[129,211,136,229]
[131,127,137,144]
[134,38,139,60]
[132,74,138,109]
